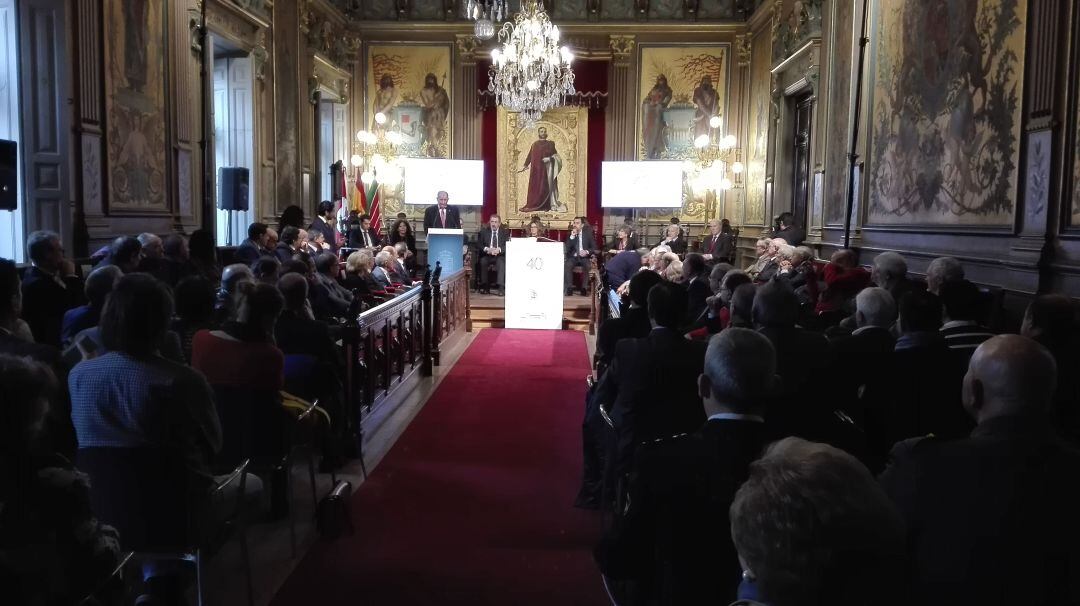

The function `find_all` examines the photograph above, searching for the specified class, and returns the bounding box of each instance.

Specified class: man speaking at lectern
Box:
[564,217,595,296]
[423,191,461,230]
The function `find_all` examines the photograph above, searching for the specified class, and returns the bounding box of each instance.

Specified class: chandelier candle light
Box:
[488,0,575,125]
[351,111,406,186]
[686,114,743,193]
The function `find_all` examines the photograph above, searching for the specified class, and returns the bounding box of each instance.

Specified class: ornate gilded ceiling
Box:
[328,0,762,22]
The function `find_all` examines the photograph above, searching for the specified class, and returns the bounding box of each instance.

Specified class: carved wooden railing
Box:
[431,265,471,367]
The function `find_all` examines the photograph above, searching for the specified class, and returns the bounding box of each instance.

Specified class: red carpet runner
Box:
[271,329,606,605]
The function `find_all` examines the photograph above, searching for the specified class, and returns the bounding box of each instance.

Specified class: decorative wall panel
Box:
[366,43,452,158]
[744,27,770,225]
[823,0,854,225]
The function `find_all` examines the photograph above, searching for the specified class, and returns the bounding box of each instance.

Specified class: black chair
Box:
[211,385,320,557]
[77,447,252,606]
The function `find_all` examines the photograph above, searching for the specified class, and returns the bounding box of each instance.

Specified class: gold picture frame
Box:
[496,106,588,225]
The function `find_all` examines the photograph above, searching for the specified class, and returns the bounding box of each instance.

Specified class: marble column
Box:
[605,35,636,161]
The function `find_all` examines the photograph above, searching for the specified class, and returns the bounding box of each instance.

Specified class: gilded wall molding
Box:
[455,34,483,64]
[735,33,750,67]
[608,34,636,64]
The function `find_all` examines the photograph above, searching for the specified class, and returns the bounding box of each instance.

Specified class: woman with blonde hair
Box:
[343,250,378,294]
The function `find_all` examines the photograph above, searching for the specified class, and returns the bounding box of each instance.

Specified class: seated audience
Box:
[728,282,756,329]
[657,223,686,255]
[69,273,223,494]
[594,282,707,486]
[188,228,221,283]
[769,211,806,246]
[755,241,788,283]
[872,251,919,304]
[311,252,353,319]
[391,242,414,283]
[744,238,771,278]
[275,273,338,369]
[171,276,217,364]
[252,256,281,285]
[604,247,644,305]
[343,250,379,295]
[707,262,734,297]
[925,255,965,296]
[939,279,994,357]
[60,265,122,348]
[0,354,121,605]
[705,270,752,333]
[21,230,86,348]
[596,328,775,605]
[372,251,394,289]
[661,257,683,283]
[683,253,710,325]
[702,219,735,263]
[880,335,1080,606]
[156,233,196,287]
[95,236,142,274]
[192,282,285,392]
[595,270,662,370]
[1021,294,1080,442]
[276,226,302,263]
[780,245,818,306]
[731,437,904,606]
[348,214,381,250]
[135,232,164,274]
[235,222,271,266]
[215,263,254,325]
[815,249,871,317]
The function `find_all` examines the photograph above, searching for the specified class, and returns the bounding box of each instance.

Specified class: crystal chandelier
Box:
[488,0,575,125]
[685,114,744,193]
[465,0,507,40]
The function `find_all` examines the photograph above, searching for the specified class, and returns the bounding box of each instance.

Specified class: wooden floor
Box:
[470,292,594,332]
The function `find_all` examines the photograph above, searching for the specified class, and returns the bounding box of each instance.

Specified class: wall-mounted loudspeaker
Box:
[218,167,250,212]
[0,139,16,211]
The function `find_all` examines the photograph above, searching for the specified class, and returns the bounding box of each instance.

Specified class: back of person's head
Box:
[0,258,21,318]
[278,205,305,231]
[963,335,1058,424]
[162,234,188,259]
[317,200,335,216]
[701,328,776,414]
[0,354,57,453]
[188,229,216,264]
[683,253,706,278]
[721,270,752,293]
[174,276,216,323]
[394,242,408,256]
[939,279,982,322]
[721,218,732,233]
[236,281,285,332]
[730,283,756,325]
[873,252,907,285]
[248,222,269,241]
[752,279,799,328]
[221,263,254,294]
[628,269,663,308]
[646,281,688,329]
[374,250,391,268]
[100,274,174,357]
[777,211,794,227]
[730,437,905,606]
[709,263,733,293]
[252,256,281,283]
[926,256,964,294]
[662,259,683,283]
[26,230,60,266]
[854,287,896,329]
[831,248,858,269]
[1021,294,1079,348]
[315,252,338,275]
[109,236,143,270]
[278,273,309,311]
[346,251,372,275]
[897,289,942,333]
[793,246,815,265]
[280,225,300,246]
[84,265,123,308]
[279,259,310,277]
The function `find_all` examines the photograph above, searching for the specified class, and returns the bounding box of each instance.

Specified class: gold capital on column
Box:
[456,34,482,66]
[735,34,750,68]
[608,35,635,66]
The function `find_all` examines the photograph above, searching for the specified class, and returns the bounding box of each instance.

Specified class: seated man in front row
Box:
[478,214,510,296]
[564,217,596,296]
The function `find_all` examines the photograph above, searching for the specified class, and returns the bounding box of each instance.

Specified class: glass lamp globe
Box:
[720,178,733,190]
[723,134,738,148]
[360,171,374,183]
[355,130,369,143]
[374,112,387,125]
[693,134,710,149]
[350,154,363,168]
[474,18,495,40]
[709,115,722,129]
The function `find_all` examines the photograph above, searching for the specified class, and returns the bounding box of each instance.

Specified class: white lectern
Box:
[505,238,564,330]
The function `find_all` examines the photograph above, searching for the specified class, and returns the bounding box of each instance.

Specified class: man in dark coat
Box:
[20,231,85,348]
[422,191,461,230]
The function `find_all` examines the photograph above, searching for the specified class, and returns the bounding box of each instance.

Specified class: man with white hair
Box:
[926,256,964,295]
[872,251,918,304]
[372,250,393,289]
[596,328,774,604]
[828,287,898,438]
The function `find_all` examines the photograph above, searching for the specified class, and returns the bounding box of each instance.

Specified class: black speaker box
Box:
[0,139,16,212]
[329,161,344,200]
[219,167,250,212]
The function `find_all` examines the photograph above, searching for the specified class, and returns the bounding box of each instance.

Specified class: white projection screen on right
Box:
[600,161,684,208]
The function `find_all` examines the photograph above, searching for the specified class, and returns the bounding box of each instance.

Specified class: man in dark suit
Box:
[234,222,271,266]
[596,270,661,372]
[564,216,596,296]
[880,335,1080,606]
[477,214,510,295]
[701,219,734,263]
[596,328,774,605]
[683,253,710,327]
[594,282,708,488]
[770,211,805,246]
[20,231,85,349]
[347,213,382,250]
[309,200,339,253]
[422,190,461,230]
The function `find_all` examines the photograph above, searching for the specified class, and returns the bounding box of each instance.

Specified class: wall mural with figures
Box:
[104,0,167,211]
[823,0,855,225]
[1074,100,1080,225]
[867,0,1026,227]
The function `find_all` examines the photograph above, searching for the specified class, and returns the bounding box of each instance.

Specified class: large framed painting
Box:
[636,44,730,162]
[496,107,588,226]
[104,0,168,212]
[866,0,1027,228]
[365,43,452,159]
[744,28,771,226]
[823,0,856,225]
